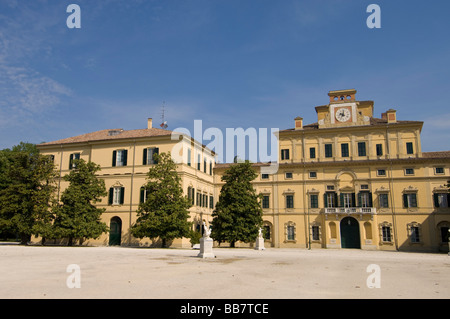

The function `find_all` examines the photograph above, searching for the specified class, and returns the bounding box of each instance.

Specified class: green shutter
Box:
[357,193,362,207]
[323,193,328,208]
[120,187,125,205]
[69,154,74,170]
[112,151,117,167]
[140,187,145,204]
[368,193,373,207]
[123,150,128,166]
[351,193,356,207]
[403,194,408,208]
[434,193,439,208]
[339,193,344,207]
[143,148,148,165]
[108,188,114,205]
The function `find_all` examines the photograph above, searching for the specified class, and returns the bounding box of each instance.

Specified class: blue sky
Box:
[1,0,450,156]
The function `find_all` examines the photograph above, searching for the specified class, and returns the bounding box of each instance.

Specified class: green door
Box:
[109,217,122,246]
[340,217,361,249]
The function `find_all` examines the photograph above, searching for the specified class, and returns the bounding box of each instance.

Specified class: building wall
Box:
[36,134,216,248]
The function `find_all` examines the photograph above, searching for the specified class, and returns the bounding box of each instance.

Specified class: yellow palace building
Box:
[36,89,450,252]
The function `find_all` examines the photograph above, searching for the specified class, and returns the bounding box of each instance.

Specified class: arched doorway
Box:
[340,217,361,249]
[109,217,122,246]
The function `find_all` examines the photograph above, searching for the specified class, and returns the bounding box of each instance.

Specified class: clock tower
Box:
[315,89,374,128]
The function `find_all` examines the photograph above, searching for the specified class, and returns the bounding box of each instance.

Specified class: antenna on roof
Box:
[160,101,168,129]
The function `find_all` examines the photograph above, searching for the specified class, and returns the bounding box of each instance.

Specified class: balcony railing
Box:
[324,207,376,219]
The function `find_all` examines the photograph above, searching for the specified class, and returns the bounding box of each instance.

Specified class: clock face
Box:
[336,108,351,122]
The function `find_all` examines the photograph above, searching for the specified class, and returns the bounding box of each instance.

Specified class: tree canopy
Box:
[131,152,192,247]
[211,161,263,247]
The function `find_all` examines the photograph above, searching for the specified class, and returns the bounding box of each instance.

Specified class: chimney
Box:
[294,117,303,130]
[147,118,153,129]
[385,109,397,123]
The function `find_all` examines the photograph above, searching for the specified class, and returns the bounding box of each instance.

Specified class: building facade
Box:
[37,118,216,248]
[215,89,450,252]
[36,89,450,252]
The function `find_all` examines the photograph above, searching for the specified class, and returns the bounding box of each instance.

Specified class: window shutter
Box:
[357,193,362,207]
[411,193,417,207]
[351,193,356,207]
[153,148,159,164]
[140,187,145,204]
[434,193,440,208]
[69,154,74,169]
[112,151,117,167]
[123,150,128,166]
[143,148,148,165]
[323,193,328,208]
[108,188,114,205]
[339,193,344,207]
[403,194,408,208]
[368,193,373,207]
[120,187,125,205]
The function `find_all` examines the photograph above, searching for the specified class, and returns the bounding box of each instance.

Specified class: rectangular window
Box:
[341,193,354,208]
[209,195,214,209]
[410,226,420,243]
[187,149,191,166]
[262,195,270,209]
[324,144,332,158]
[325,192,337,208]
[197,154,201,170]
[113,149,128,167]
[285,172,293,179]
[311,226,320,241]
[203,159,207,173]
[286,195,294,209]
[357,142,366,157]
[405,168,415,175]
[382,226,392,242]
[109,187,125,205]
[376,144,383,156]
[261,174,269,179]
[358,192,372,207]
[309,147,316,159]
[310,194,318,209]
[309,171,317,178]
[341,143,349,157]
[287,225,295,241]
[403,193,417,208]
[434,193,449,208]
[143,147,159,165]
[435,167,444,174]
[209,161,213,175]
[281,149,290,160]
[377,169,386,176]
[69,153,80,170]
[379,193,389,208]
[406,142,414,155]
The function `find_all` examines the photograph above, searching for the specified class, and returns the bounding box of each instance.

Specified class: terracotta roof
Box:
[38,128,173,146]
[422,151,450,159]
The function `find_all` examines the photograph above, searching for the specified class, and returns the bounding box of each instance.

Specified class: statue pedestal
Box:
[198,237,215,258]
[255,237,265,250]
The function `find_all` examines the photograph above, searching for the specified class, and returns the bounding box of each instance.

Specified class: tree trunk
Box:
[20,234,30,245]
[161,238,166,248]
[230,241,235,248]
[68,237,73,246]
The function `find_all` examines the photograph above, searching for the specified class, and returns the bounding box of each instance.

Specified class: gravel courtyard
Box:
[0,244,449,299]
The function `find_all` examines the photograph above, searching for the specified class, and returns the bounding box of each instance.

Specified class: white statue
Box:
[203,221,211,238]
[258,227,263,239]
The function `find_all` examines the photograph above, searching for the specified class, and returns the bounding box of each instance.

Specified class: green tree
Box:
[131,152,192,248]
[0,143,57,244]
[211,161,263,247]
[52,159,108,246]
